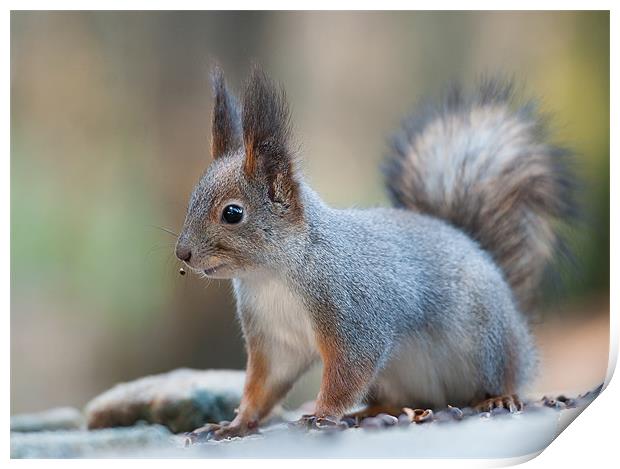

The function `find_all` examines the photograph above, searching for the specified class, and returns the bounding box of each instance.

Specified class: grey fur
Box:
[176,69,572,424]
[383,79,576,308]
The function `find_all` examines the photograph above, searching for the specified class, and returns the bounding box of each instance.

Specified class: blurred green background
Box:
[11,11,609,413]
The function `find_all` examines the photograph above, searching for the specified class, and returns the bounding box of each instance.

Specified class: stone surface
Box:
[10,403,589,459]
[11,424,174,458]
[11,407,84,432]
[11,383,602,458]
[84,368,245,433]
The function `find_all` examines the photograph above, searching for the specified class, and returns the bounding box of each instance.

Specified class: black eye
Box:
[222,204,244,224]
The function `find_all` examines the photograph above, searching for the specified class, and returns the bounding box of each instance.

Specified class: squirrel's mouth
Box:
[203,263,227,276]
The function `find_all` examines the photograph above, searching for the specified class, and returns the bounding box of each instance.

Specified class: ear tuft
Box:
[211,66,242,159]
[242,65,292,177]
[241,65,302,219]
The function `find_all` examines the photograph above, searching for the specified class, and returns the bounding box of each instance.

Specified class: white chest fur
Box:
[233,274,318,367]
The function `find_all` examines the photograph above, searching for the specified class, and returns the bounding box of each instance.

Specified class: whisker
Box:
[149,225,179,237]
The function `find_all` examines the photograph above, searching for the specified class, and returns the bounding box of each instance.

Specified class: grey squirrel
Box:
[175,66,575,439]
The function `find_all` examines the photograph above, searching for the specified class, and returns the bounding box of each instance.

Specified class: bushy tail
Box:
[383,79,576,308]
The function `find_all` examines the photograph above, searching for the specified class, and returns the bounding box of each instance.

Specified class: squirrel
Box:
[175,66,575,440]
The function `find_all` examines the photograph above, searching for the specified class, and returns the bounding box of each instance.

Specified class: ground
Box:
[10,367,601,459]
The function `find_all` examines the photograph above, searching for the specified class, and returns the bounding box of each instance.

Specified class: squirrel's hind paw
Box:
[474,394,524,414]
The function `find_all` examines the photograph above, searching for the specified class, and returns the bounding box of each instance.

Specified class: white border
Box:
[3,5,10,467]
[1,1,616,11]
[4,3,615,468]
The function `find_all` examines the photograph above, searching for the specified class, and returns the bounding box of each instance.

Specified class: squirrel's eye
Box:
[222,204,244,224]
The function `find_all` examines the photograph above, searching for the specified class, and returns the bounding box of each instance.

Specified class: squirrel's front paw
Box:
[185,420,258,444]
[290,414,347,431]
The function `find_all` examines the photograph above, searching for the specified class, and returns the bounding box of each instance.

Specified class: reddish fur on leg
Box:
[314,338,374,418]
[190,338,296,442]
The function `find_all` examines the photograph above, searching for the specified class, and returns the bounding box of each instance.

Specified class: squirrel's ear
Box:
[211,66,242,159]
[242,66,300,211]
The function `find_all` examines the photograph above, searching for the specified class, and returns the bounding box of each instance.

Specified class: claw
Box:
[185,421,258,444]
[185,423,221,445]
[475,394,523,414]
[292,414,346,431]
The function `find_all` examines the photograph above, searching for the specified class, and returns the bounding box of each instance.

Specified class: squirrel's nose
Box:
[175,244,192,263]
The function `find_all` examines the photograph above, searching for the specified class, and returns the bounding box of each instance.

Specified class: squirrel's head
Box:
[175,66,304,278]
